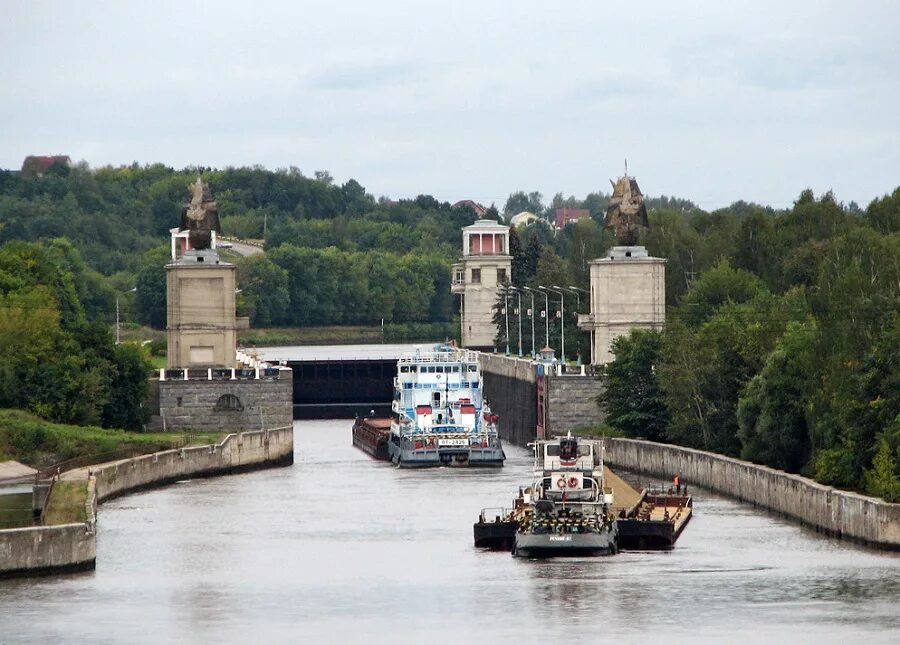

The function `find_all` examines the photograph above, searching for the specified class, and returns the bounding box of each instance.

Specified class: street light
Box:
[545,286,565,363]
[505,286,523,357]
[501,287,510,355]
[116,287,137,344]
[560,285,587,365]
[536,285,552,352]
[565,285,586,314]
[522,286,537,357]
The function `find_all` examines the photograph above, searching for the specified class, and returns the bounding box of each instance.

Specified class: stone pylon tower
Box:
[451,220,512,350]
[577,174,665,364]
[166,178,236,368]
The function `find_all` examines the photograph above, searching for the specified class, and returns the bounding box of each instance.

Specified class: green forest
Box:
[1,160,898,501]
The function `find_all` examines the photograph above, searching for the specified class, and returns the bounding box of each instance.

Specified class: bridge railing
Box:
[159,367,286,381]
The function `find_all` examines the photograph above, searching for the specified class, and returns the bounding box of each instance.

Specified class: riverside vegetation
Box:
[0,161,898,501]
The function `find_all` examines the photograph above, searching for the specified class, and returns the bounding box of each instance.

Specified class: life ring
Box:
[568,476,579,489]
[556,478,567,489]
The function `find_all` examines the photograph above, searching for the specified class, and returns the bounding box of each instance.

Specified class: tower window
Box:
[471,268,481,284]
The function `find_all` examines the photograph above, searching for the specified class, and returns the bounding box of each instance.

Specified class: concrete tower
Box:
[577,173,666,365]
[577,247,665,365]
[451,220,512,350]
[166,178,236,369]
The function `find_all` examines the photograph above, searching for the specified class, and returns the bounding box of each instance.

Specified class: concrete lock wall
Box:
[546,375,605,436]
[479,353,537,446]
[0,427,293,578]
[159,376,293,433]
[604,438,900,549]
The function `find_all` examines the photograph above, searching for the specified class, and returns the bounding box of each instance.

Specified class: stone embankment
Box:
[605,437,900,549]
[0,427,293,578]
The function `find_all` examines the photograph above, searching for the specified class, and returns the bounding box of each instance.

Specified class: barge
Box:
[351,417,392,461]
[616,491,693,549]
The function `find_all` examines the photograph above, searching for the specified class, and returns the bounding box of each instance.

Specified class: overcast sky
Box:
[2,1,898,210]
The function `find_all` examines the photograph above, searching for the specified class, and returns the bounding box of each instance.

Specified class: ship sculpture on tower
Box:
[179,176,222,251]
[604,172,649,246]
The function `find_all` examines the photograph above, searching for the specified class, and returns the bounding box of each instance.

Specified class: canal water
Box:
[2,419,899,644]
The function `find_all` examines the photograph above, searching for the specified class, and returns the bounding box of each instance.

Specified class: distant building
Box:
[451,220,512,350]
[509,210,539,228]
[21,155,72,176]
[553,208,590,229]
[452,200,488,218]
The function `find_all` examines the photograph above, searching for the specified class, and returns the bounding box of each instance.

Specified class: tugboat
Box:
[512,433,617,557]
[352,344,505,468]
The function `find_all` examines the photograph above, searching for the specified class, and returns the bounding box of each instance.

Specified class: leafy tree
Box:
[235,255,290,326]
[864,431,900,502]
[503,191,544,218]
[678,258,766,327]
[135,245,170,329]
[600,330,668,441]
[864,187,900,234]
[737,322,817,472]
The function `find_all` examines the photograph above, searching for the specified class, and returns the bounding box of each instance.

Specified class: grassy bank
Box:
[0,409,223,469]
[43,481,89,525]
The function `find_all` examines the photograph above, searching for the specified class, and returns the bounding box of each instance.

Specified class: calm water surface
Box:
[1,419,898,644]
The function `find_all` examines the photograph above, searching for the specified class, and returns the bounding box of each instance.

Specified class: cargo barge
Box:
[616,492,692,549]
[351,417,392,461]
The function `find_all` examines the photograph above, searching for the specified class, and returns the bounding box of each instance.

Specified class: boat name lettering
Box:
[438,438,469,447]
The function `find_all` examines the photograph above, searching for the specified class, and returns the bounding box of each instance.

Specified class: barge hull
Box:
[473,521,518,550]
[351,418,392,462]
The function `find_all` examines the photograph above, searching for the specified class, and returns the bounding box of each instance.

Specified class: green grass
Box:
[0,409,224,469]
[43,480,89,525]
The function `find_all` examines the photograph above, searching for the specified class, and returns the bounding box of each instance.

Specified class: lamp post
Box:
[522,286,537,357]
[116,287,137,345]
[509,287,523,357]
[545,286,565,363]
[564,285,585,314]
[502,288,510,355]
[536,285,551,351]
[560,285,587,365]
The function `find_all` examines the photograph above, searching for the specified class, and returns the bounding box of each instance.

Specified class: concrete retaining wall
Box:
[159,375,292,433]
[479,353,537,446]
[546,374,605,436]
[480,353,607,445]
[91,426,293,502]
[0,427,293,578]
[605,437,900,549]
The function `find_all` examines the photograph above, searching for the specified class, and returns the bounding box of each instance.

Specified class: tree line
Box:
[2,160,898,502]
[597,188,900,501]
